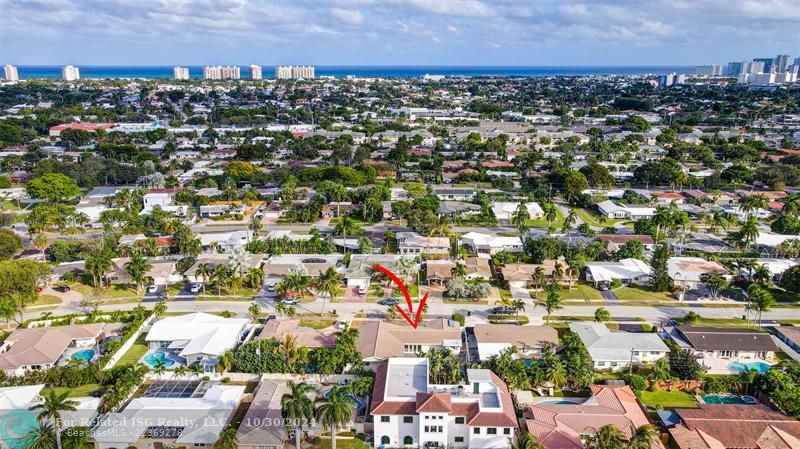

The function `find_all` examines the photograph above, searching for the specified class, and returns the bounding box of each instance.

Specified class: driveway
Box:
[601,290,620,303]
[511,286,532,301]
[142,285,166,303]
[171,284,200,302]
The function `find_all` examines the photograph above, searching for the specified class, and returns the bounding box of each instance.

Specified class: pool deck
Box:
[58,346,97,365]
[701,356,774,375]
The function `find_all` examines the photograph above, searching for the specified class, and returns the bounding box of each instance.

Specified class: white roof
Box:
[584,258,651,282]
[459,232,522,249]
[93,384,244,444]
[569,322,669,362]
[492,202,544,216]
[146,313,248,357]
[750,258,798,276]
[756,233,800,247]
[198,230,252,246]
[0,384,43,409]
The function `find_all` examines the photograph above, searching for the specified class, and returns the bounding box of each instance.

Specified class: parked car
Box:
[53,285,71,293]
[491,306,514,315]
[379,298,400,306]
[147,285,159,294]
[190,283,202,293]
[281,297,299,305]
[357,284,367,295]
[266,280,279,292]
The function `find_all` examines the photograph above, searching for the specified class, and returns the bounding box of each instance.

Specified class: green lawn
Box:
[71,282,140,299]
[614,286,673,301]
[300,318,337,330]
[42,383,101,398]
[312,436,369,449]
[117,335,148,366]
[766,287,800,303]
[527,207,564,229]
[573,208,625,227]
[29,295,62,307]
[686,317,755,328]
[534,284,603,301]
[638,390,699,409]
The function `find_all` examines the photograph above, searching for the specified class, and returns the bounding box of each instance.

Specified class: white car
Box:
[190,283,202,293]
[357,285,367,295]
[266,280,279,292]
[281,297,299,305]
[147,285,159,294]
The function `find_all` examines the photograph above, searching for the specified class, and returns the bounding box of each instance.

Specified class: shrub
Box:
[625,374,647,392]
[451,313,465,327]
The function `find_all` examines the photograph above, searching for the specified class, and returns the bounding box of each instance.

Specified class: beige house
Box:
[0,324,104,376]
[257,319,337,348]
[237,379,289,449]
[356,319,462,370]
[473,324,558,362]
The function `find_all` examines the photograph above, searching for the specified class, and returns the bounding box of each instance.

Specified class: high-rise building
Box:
[173,66,190,80]
[744,60,765,74]
[695,65,722,77]
[724,61,746,76]
[3,65,19,81]
[203,65,240,80]
[774,54,791,73]
[794,57,800,68]
[62,65,80,81]
[658,73,686,87]
[754,58,774,73]
[249,65,262,80]
[275,65,315,80]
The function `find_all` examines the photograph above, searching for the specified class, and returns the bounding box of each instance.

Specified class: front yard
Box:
[533,284,603,301]
[614,286,673,301]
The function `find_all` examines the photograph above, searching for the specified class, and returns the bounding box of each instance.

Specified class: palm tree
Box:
[315,386,355,449]
[543,286,563,324]
[125,253,152,294]
[334,215,363,253]
[626,424,658,449]
[512,202,530,236]
[195,262,211,298]
[276,335,305,373]
[739,216,760,252]
[212,428,238,449]
[648,358,672,391]
[217,350,234,375]
[173,365,189,378]
[544,203,557,231]
[512,298,526,320]
[451,262,467,278]
[552,262,564,285]
[747,284,774,327]
[152,360,167,379]
[248,302,261,322]
[533,266,546,290]
[315,267,341,315]
[29,390,79,449]
[281,381,317,449]
[153,300,167,318]
[509,432,544,449]
[188,363,203,379]
[25,421,57,449]
[584,424,625,449]
[594,307,610,322]
[212,265,230,297]
[561,210,577,236]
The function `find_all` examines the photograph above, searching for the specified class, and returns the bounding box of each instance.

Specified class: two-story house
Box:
[371,358,516,449]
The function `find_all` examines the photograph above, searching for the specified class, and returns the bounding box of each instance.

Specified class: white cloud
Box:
[330,7,364,26]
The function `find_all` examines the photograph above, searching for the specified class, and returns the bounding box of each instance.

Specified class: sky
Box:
[1,0,799,66]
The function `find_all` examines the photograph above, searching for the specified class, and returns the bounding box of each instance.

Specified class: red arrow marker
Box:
[373,264,428,329]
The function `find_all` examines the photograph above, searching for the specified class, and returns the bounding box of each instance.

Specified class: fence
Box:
[102,314,156,370]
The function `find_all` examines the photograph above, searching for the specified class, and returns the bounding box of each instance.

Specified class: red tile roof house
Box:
[49,122,116,138]
[522,385,664,449]
[371,358,517,449]
[668,404,800,449]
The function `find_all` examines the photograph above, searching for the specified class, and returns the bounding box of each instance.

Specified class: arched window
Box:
[403,436,413,445]
[381,436,391,445]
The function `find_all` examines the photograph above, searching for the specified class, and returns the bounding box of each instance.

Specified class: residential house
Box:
[597,234,655,253]
[93,382,245,449]
[396,232,451,256]
[596,200,655,220]
[433,187,476,201]
[770,326,800,354]
[668,404,800,449]
[473,324,558,362]
[499,261,570,289]
[427,260,456,285]
[145,313,249,373]
[198,230,252,252]
[464,257,492,281]
[356,319,462,371]
[185,253,264,284]
[438,202,481,220]
[583,259,651,289]
[491,202,544,221]
[261,254,344,285]
[668,257,730,290]
[0,324,104,376]
[345,254,401,296]
[106,257,178,287]
[199,204,246,218]
[458,232,523,256]
[666,326,779,374]
[237,379,290,449]
[569,322,669,371]
[371,358,516,449]
[522,385,664,449]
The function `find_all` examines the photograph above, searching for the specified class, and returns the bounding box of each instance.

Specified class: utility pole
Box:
[629,347,635,375]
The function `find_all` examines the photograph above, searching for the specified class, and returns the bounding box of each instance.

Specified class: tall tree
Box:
[281,381,317,449]
[649,244,671,292]
[29,390,79,449]
[315,267,341,315]
[315,386,354,449]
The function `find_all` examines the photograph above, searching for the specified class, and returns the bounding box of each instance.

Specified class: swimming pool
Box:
[701,394,756,405]
[538,400,578,405]
[71,349,96,362]
[729,361,772,374]
[143,351,176,368]
[324,390,364,409]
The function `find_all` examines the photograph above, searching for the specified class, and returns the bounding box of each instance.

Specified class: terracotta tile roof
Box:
[525,385,663,448]
[0,324,105,371]
[671,404,800,449]
[468,372,517,427]
[370,363,418,415]
[416,392,452,413]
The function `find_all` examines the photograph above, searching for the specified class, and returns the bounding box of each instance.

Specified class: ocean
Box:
[13,65,692,80]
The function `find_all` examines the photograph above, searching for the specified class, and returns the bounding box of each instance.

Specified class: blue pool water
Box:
[729,361,772,374]
[324,390,363,409]
[71,349,95,362]
[143,351,175,368]
[538,400,577,405]
[702,394,756,405]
